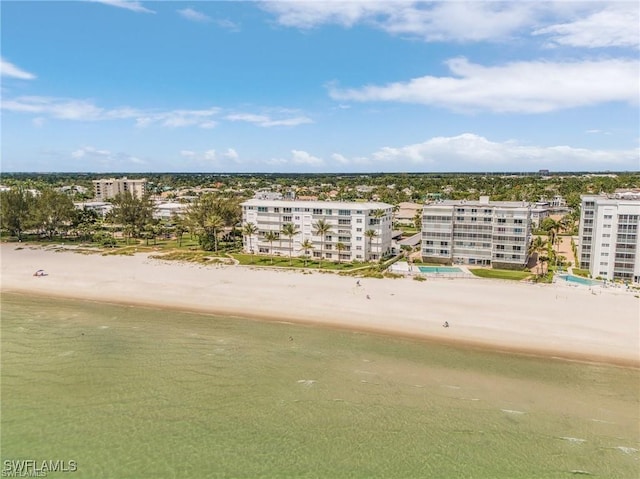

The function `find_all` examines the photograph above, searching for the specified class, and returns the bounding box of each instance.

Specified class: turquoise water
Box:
[560,274,602,286]
[2,293,639,478]
[418,266,463,273]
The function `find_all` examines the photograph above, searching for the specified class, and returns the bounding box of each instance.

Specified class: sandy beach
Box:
[1,244,638,366]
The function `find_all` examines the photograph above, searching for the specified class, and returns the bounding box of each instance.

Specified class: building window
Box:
[283,216,292,222]
[313,209,323,215]
[258,207,267,212]
[274,207,280,213]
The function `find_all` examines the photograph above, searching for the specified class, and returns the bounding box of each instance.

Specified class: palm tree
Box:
[264,230,278,265]
[242,222,258,255]
[204,214,224,252]
[281,223,300,266]
[335,242,346,264]
[173,216,187,247]
[528,236,548,276]
[365,229,378,261]
[313,218,332,269]
[300,239,314,267]
[371,208,385,225]
[559,214,574,235]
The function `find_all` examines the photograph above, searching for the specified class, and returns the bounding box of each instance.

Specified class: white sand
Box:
[2,244,639,366]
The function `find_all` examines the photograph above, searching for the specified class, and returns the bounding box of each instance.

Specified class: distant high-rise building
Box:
[421,196,532,269]
[92,177,147,201]
[579,192,640,282]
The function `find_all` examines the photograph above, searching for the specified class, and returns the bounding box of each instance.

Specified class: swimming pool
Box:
[418,266,463,274]
[558,274,601,286]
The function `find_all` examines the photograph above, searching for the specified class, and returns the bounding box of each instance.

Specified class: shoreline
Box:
[2,244,639,368]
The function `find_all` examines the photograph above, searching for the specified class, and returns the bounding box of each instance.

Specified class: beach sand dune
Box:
[2,245,638,366]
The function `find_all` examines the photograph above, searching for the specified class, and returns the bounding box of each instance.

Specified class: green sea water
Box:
[1,292,638,478]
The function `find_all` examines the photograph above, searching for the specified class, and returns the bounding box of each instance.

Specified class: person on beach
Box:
[443,321,449,328]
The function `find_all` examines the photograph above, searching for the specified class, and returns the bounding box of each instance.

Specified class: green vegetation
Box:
[469,268,532,281]
[572,268,590,278]
[231,253,360,271]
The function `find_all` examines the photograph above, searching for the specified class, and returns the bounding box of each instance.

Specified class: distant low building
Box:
[153,202,188,220]
[74,201,113,217]
[394,202,422,226]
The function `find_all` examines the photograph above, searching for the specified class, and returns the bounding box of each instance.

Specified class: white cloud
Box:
[262,1,536,42]
[267,150,324,167]
[2,96,221,128]
[178,7,211,23]
[70,145,147,168]
[226,112,313,127]
[215,19,240,32]
[533,3,640,49]
[329,57,639,113]
[92,1,155,14]
[179,147,241,165]
[1,58,36,80]
[291,149,324,166]
[331,153,350,164]
[32,117,46,127]
[364,133,638,168]
[263,1,640,48]
[3,96,105,120]
[222,148,240,161]
[72,146,111,159]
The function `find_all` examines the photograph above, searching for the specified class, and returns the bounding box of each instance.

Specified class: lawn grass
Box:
[231,253,363,271]
[468,268,532,281]
[572,268,590,278]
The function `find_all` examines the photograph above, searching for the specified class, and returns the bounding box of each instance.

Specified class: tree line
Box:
[0,187,242,251]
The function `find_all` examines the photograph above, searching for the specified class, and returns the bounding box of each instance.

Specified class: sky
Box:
[1,0,639,173]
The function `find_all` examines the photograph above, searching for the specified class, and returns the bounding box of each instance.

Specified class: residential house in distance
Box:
[241,198,393,262]
[421,196,532,269]
[530,195,570,228]
[579,191,640,283]
[393,202,423,227]
[153,202,188,221]
[73,201,113,217]
[92,177,147,201]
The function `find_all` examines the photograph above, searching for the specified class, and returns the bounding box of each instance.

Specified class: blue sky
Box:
[1,0,639,173]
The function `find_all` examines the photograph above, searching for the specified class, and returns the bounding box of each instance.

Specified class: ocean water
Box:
[1,292,638,478]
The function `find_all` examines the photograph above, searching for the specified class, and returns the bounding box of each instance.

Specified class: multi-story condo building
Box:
[579,192,640,283]
[241,199,393,262]
[93,177,147,201]
[422,196,531,269]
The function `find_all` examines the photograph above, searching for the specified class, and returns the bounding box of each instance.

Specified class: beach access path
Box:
[1,244,638,366]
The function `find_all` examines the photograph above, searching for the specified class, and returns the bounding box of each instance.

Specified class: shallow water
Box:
[1,293,639,478]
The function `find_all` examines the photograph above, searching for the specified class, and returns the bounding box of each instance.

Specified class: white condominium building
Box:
[422,196,531,269]
[579,192,640,283]
[93,177,147,201]
[241,199,393,262]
